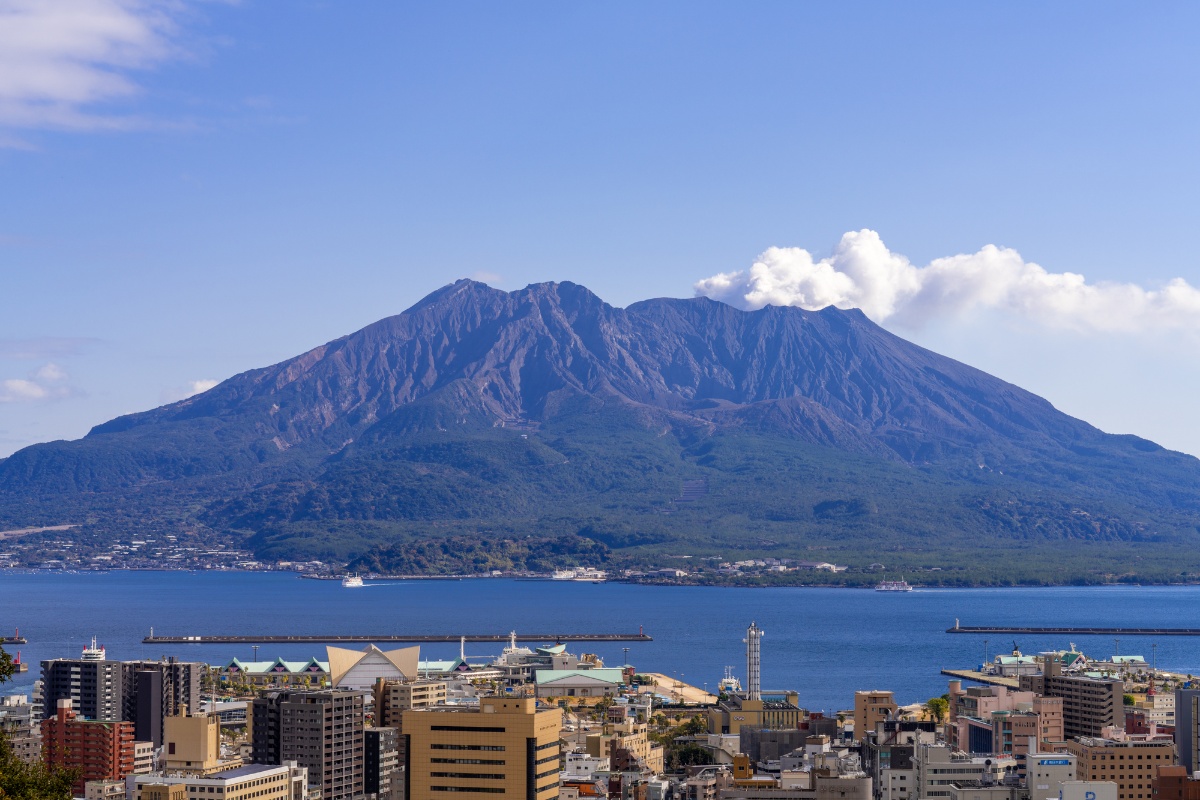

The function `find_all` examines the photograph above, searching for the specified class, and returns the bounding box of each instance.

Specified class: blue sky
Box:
[2,2,1199,457]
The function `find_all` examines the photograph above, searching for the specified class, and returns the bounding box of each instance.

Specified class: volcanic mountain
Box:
[2,280,1198,583]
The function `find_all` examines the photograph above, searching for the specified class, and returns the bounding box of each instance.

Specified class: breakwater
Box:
[948,624,1200,636]
[144,632,652,644]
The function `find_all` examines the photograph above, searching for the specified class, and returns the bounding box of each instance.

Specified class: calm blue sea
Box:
[3,572,1200,712]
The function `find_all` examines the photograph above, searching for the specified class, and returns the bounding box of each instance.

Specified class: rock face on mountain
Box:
[2,280,1198,582]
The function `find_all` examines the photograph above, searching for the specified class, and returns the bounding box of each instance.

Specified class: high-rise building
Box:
[365,726,400,799]
[40,638,123,721]
[1021,659,1123,739]
[41,698,136,795]
[121,658,204,746]
[251,689,366,800]
[1064,731,1176,800]
[1176,689,1200,775]
[401,697,561,800]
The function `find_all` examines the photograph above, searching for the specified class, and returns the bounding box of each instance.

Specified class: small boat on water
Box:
[875,579,913,592]
[341,574,364,588]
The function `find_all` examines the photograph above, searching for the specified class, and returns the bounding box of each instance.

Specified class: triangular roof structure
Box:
[327,644,420,688]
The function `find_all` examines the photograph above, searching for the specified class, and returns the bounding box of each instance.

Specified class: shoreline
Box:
[2,566,1200,590]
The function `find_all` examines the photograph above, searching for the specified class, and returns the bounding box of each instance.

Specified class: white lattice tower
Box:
[744,621,764,701]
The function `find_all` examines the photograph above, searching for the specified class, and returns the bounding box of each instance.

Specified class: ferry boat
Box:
[875,579,913,592]
[341,574,364,588]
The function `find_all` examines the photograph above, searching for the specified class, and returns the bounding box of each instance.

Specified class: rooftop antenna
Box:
[744,621,764,701]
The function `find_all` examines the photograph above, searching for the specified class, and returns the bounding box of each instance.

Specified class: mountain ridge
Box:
[1,279,1197,584]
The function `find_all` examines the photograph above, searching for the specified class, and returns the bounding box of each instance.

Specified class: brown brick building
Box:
[42,699,135,794]
[1153,765,1200,800]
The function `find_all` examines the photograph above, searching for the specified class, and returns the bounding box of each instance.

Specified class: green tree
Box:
[1123,694,1136,706]
[926,696,949,723]
[0,644,78,800]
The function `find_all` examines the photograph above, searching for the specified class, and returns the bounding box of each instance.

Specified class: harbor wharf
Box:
[1,636,27,645]
[940,668,1019,689]
[143,632,653,644]
[947,623,1200,636]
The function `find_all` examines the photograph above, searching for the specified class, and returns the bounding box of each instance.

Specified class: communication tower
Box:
[744,621,764,701]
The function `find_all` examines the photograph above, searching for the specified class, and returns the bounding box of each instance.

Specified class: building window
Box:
[430,788,505,794]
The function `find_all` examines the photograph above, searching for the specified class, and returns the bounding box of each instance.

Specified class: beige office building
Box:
[856,692,899,743]
[402,698,561,799]
[707,693,803,736]
[164,710,233,776]
[374,678,448,728]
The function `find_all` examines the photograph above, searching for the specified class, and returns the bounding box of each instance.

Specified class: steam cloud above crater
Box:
[695,230,1200,333]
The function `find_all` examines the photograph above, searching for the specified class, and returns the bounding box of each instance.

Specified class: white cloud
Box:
[160,378,218,403]
[695,229,1200,334]
[187,378,218,395]
[0,0,188,131]
[0,362,74,402]
[34,362,68,382]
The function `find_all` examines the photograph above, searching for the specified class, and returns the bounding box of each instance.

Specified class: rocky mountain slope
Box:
[2,280,1198,583]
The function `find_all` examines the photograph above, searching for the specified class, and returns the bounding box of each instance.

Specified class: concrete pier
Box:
[144,632,652,644]
[947,624,1200,636]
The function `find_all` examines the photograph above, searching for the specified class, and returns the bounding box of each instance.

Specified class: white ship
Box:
[875,579,913,592]
[552,569,577,580]
[341,574,364,588]
[717,665,742,695]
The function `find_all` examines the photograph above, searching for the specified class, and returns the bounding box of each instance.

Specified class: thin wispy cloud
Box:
[0,0,193,134]
[0,362,76,403]
[0,337,98,359]
[695,230,1200,334]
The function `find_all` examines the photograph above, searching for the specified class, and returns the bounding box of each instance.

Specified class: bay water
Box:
[3,571,1200,712]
